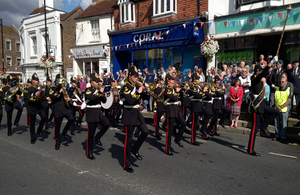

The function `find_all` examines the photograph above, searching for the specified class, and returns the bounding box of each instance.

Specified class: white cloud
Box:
[80,0,93,9]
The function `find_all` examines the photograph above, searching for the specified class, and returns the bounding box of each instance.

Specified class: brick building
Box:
[60,6,83,78]
[0,25,22,80]
[109,0,208,77]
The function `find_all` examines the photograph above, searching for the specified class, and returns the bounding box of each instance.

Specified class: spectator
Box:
[245,65,252,78]
[207,70,212,83]
[239,68,251,112]
[86,77,91,88]
[273,77,292,143]
[194,65,198,73]
[199,68,205,82]
[83,75,87,83]
[262,77,270,105]
[79,76,86,92]
[218,69,224,83]
[286,63,293,83]
[223,69,232,89]
[160,67,166,81]
[258,54,267,67]
[153,69,157,80]
[229,79,243,128]
[240,61,245,69]
[231,64,238,80]
[187,69,192,78]
[281,72,294,116]
[172,71,179,81]
[268,60,285,107]
[251,64,256,75]
[222,63,227,75]
[116,72,121,80]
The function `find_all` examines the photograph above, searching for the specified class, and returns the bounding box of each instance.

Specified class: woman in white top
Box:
[238,68,251,112]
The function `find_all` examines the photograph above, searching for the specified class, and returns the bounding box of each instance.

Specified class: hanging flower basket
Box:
[0,71,8,80]
[200,37,220,59]
[37,56,57,76]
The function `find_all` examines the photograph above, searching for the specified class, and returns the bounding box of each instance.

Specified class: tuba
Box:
[5,81,19,103]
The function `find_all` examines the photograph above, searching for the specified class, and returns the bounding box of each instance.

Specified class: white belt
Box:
[124,104,140,109]
[203,100,213,103]
[86,104,101,108]
[244,89,249,93]
[191,99,202,102]
[212,97,222,100]
[167,102,180,105]
[72,99,77,101]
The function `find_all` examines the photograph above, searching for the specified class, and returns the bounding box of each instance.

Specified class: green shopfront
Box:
[214,3,300,68]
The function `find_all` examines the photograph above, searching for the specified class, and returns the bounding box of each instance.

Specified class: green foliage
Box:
[217,50,254,64]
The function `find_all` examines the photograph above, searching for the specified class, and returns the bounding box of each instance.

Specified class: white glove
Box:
[271,56,278,64]
[81,101,87,110]
[73,102,77,107]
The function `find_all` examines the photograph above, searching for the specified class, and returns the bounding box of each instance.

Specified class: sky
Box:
[0,0,93,28]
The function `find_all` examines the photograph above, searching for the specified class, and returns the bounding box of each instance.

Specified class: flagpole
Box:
[276,5,292,57]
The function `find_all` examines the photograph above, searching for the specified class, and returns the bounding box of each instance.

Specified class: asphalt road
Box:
[0,109,299,195]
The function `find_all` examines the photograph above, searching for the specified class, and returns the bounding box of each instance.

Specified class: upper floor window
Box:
[236,0,265,9]
[91,19,100,41]
[16,42,20,52]
[31,36,37,55]
[16,58,21,66]
[5,40,11,50]
[6,56,12,66]
[118,0,135,24]
[153,0,177,17]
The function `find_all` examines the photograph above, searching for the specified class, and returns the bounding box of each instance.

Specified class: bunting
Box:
[224,21,228,28]
[232,21,235,27]
[250,18,254,25]
[278,12,283,20]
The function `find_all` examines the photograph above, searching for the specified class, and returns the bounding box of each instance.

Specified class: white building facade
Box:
[70,1,114,77]
[19,4,64,82]
[207,0,300,69]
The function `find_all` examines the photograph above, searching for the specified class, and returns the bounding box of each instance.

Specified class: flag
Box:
[269,15,273,22]
[208,22,212,28]
[250,18,253,25]
[217,22,220,27]
[224,21,227,28]
[119,46,121,50]
[182,23,186,28]
[278,12,283,20]
[187,22,189,26]
[232,21,235,27]
[258,16,263,24]
[131,43,134,47]
[290,10,294,17]
[200,22,204,28]
[240,19,245,26]
[115,46,117,50]
[162,30,169,37]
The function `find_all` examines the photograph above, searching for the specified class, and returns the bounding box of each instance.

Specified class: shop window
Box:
[235,37,244,48]
[153,0,177,18]
[118,0,135,25]
[148,49,163,72]
[6,56,12,66]
[183,45,202,74]
[244,36,256,47]
[5,40,11,50]
[286,32,298,44]
[91,19,100,41]
[133,50,146,71]
[164,47,181,71]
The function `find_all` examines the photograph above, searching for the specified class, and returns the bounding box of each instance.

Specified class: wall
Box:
[114,0,208,30]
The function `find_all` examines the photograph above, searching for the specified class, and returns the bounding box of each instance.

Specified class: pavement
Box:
[0,109,299,195]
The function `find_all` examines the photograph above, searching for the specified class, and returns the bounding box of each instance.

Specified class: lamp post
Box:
[44,0,49,76]
[0,19,4,71]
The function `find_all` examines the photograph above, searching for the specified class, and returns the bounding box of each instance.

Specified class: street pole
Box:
[44,0,49,77]
[0,19,4,71]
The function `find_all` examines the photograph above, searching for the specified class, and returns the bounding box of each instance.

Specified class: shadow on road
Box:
[210,137,247,154]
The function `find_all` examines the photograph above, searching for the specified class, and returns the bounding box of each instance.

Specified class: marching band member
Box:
[27,73,47,144]
[43,76,53,130]
[207,76,228,136]
[153,75,165,140]
[120,65,149,173]
[49,74,74,150]
[164,73,186,155]
[1,75,23,136]
[110,78,121,127]
[85,72,110,160]
[68,76,85,135]
[23,78,32,126]
[201,83,213,140]
[247,58,279,156]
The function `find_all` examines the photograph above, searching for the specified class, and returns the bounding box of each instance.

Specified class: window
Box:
[17,58,21,66]
[90,19,100,41]
[118,0,135,24]
[31,37,37,55]
[153,0,177,17]
[16,42,20,52]
[236,0,265,9]
[6,56,12,66]
[6,40,11,50]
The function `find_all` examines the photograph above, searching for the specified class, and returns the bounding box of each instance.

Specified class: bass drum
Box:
[101,92,114,109]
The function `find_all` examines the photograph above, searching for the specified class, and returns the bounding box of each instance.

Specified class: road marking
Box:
[226,144,246,149]
[269,152,297,159]
[78,171,89,174]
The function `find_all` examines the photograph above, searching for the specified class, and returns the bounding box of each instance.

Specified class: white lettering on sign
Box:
[133,31,163,42]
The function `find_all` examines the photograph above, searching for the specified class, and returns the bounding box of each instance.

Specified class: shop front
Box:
[213,3,300,68]
[70,44,110,77]
[110,18,205,78]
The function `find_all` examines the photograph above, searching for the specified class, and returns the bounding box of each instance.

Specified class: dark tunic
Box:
[23,86,29,107]
[85,86,106,123]
[212,90,224,110]
[251,66,270,113]
[1,84,22,111]
[188,83,203,113]
[27,86,44,115]
[153,84,165,112]
[202,91,213,114]
[164,85,180,118]
[49,86,71,118]
[120,80,145,126]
